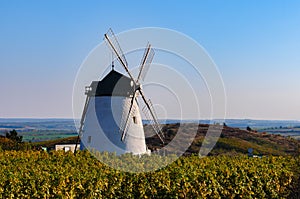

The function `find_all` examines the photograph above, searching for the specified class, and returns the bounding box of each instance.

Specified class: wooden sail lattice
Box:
[142,99,164,142]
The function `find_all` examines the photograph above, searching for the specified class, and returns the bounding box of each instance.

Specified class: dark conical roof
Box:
[86,70,137,97]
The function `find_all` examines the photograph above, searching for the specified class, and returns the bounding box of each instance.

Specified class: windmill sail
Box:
[119,93,137,141]
[142,98,164,143]
[137,43,155,83]
[75,94,91,153]
[104,28,164,145]
[105,28,128,68]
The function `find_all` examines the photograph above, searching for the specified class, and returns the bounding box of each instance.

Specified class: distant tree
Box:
[6,129,22,143]
[246,126,252,131]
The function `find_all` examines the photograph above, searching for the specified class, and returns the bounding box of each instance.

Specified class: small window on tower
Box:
[133,116,137,124]
[88,136,91,143]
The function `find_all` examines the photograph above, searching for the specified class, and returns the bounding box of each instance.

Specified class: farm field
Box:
[0,119,77,142]
[1,119,300,142]
[258,127,300,140]
[0,119,299,198]
[0,150,299,198]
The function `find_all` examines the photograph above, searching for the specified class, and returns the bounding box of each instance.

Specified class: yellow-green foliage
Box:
[0,150,298,198]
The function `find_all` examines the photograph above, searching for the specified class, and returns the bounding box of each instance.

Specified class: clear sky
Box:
[0,0,299,120]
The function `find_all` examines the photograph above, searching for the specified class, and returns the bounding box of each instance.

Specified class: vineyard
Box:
[0,150,299,198]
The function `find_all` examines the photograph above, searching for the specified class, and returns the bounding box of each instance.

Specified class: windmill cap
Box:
[86,70,138,97]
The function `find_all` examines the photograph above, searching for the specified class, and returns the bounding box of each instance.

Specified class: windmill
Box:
[75,29,164,155]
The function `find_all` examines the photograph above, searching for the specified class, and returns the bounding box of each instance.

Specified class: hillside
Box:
[24,123,300,156]
[145,123,300,156]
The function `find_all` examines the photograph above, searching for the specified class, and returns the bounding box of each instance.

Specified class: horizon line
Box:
[0,117,299,122]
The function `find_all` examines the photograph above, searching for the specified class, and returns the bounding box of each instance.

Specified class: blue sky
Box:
[0,0,299,120]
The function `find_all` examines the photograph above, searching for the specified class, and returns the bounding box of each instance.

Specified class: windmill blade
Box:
[104,28,136,82]
[120,92,137,142]
[137,43,155,83]
[104,28,128,67]
[74,95,91,153]
[138,89,165,144]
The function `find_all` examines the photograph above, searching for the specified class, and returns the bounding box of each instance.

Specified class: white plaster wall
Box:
[80,96,148,155]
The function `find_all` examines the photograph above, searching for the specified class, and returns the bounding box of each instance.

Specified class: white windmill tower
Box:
[75,29,164,155]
